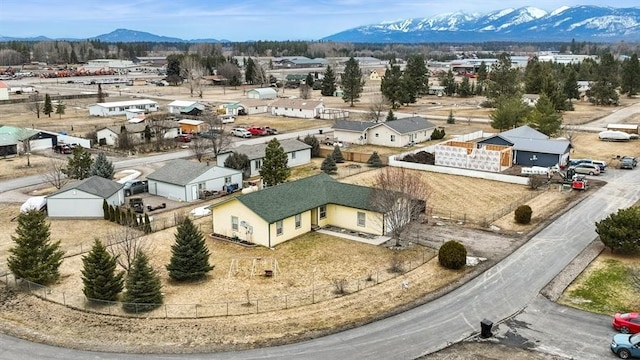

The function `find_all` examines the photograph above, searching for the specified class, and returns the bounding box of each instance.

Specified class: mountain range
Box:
[323,6,640,43]
[1,6,639,43]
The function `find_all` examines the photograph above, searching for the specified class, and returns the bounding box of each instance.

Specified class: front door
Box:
[191,185,198,201]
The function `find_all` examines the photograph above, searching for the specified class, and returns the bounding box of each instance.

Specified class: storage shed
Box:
[46,176,124,218]
[147,159,243,202]
[247,87,278,100]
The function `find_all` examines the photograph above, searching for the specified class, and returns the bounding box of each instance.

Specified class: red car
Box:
[246,126,268,136]
[175,134,192,143]
[613,313,640,334]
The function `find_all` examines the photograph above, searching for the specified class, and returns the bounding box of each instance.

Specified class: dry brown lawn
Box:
[571,131,640,161]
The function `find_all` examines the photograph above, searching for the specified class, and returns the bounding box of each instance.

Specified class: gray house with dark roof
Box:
[477,125,571,167]
[46,176,124,218]
[332,117,436,147]
[211,173,385,247]
[216,139,312,177]
[146,159,243,202]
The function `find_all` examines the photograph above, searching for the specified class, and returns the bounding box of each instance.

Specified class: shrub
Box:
[438,240,467,270]
[367,151,383,167]
[431,128,446,140]
[528,175,546,190]
[514,205,533,224]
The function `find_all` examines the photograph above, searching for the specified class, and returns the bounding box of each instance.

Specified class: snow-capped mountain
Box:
[323,6,640,43]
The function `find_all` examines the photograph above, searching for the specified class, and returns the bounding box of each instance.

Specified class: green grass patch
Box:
[565,259,635,314]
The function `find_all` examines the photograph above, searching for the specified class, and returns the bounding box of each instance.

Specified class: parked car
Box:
[613,313,640,334]
[123,180,148,197]
[574,159,607,172]
[621,156,638,169]
[219,115,236,124]
[175,134,192,143]
[570,163,601,176]
[53,143,72,154]
[197,130,218,139]
[591,160,608,172]
[231,128,252,138]
[263,126,278,135]
[246,126,268,136]
[569,158,591,166]
[610,333,640,359]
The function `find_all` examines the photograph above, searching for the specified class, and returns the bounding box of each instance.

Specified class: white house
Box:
[0,81,8,100]
[96,123,149,146]
[247,87,278,100]
[46,176,124,218]
[216,139,312,177]
[523,94,540,107]
[270,98,324,119]
[89,99,159,117]
[227,100,269,115]
[146,159,243,202]
[332,117,437,148]
[167,100,206,115]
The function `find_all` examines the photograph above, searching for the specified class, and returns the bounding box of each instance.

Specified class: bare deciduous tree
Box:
[561,125,577,148]
[26,93,43,118]
[201,112,233,156]
[190,137,209,162]
[106,227,151,273]
[299,84,311,99]
[146,112,173,151]
[181,55,208,97]
[368,94,387,122]
[370,167,431,247]
[42,159,69,189]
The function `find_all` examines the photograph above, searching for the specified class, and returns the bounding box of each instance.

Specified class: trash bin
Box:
[319,129,323,135]
[480,319,493,338]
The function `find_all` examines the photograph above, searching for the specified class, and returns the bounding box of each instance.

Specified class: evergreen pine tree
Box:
[64,147,94,180]
[166,218,213,281]
[341,57,365,107]
[303,134,320,157]
[102,199,109,220]
[331,145,345,163]
[367,152,383,167]
[144,213,152,233]
[90,152,115,179]
[321,65,337,97]
[81,239,124,301]
[43,93,53,117]
[55,101,66,119]
[321,155,338,174]
[122,252,163,313]
[115,207,121,225]
[260,138,290,187]
[447,110,456,124]
[7,209,64,285]
[386,109,396,122]
[97,84,105,103]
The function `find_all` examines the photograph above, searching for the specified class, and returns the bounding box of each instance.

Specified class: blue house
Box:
[477,126,571,167]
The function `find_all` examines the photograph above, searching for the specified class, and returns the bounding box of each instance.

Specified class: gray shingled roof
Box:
[105,123,148,134]
[381,117,437,134]
[48,176,123,198]
[235,173,378,223]
[220,139,311,160]
[147,159,237,186]
[332,120,376,132]
[499,125,571,154]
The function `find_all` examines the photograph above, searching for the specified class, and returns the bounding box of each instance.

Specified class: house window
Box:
[363,133,367,139]
[255,159,262,170]
[295,214,301,229]
[390,135,396,142]
[224,176,231,183]
[276,220,283,236]
[319,205,327,219]
[291,151,296,159]
[357,212,366,227]
[231,216,238,231]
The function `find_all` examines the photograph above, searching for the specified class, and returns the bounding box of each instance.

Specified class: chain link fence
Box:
[0,249,434,319]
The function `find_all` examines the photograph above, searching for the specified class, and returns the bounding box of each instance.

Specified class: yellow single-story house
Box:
[211,173,385,248]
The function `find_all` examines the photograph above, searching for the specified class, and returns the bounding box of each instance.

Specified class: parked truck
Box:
[123,180,148,196]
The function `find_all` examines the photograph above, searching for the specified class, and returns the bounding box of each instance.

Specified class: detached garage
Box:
[147,159,243,202]
[46,176,124,218]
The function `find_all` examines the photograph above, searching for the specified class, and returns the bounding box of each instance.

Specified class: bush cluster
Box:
[431,128,446,140]
[438,240,467,270]
[514,205,533,224]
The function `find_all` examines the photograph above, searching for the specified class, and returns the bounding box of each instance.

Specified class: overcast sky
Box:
[1,1,638,41]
